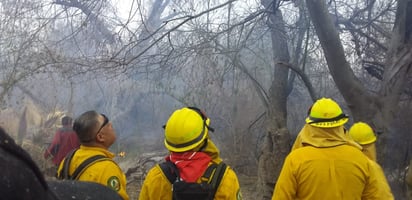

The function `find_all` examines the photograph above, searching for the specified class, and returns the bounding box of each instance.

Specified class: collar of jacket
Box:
[79,145,115,159]
[201,139,222,163]
[292,124,362,150]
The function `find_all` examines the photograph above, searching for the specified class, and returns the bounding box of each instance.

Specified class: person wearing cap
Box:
[56,111,129,200]
[272,97,386,200]
[138,107,242,200]
[348,122,394,199]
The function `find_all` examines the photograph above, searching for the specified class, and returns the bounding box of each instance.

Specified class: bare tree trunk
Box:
[68,81,74,116]
[256,6,291,199]
[375,1,412,178]
[305,0,379,121]
[17,107,28,145]
[306,1,412,197]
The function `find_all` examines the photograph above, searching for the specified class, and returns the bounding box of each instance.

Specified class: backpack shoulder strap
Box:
[71,155,108,180]
[200,163,218,183]
[204,162,227,199]
[58,149,77,179]
[159,160,227,194]
[159,161,179,183]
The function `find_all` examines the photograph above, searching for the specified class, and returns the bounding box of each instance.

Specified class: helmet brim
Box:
[306,117,348,128]
[164,128,208,152]
[357,136,377,145]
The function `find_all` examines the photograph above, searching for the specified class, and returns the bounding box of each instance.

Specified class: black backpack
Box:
[159,161,227,200]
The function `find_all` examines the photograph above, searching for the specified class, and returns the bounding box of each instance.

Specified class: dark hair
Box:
[73,111,100,143]
[62,116,73,126]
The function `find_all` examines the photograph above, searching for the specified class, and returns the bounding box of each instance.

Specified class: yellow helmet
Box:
[349,122,376,145]
[305,98,349,128]
[164,107,213,152]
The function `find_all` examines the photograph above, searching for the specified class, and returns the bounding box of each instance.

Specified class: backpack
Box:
[159,161,227,200]
[57,149,109,180]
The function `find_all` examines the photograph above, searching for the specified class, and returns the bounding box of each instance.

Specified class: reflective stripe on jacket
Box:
[57,145,129,200]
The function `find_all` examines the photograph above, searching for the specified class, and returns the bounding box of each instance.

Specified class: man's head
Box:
[306,97,349,128]
[164,107,214,152]
[62,116,73,126]
[73,111,116,148]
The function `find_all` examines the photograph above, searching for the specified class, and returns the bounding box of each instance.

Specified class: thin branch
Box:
[124,0,238,65]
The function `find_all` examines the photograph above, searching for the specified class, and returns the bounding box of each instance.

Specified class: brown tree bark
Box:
[305,0,412,166]
[256,4,292,199]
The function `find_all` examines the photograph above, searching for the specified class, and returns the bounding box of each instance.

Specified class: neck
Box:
[81,141,108,149]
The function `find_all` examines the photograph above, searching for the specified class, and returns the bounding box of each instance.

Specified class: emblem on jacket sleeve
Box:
[107,176,121,191]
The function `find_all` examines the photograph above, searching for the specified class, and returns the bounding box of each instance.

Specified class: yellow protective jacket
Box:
[358,143,393,199]
[291,124,362,151]
[361,143,377,162]
[138,140,242,200]
[407,159,412,199]
[57,145,129,200]
[272,125,390,200]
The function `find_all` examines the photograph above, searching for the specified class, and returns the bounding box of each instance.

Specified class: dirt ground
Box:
[237,174,258,199]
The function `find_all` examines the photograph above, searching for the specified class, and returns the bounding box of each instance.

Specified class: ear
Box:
[96,132,105,142]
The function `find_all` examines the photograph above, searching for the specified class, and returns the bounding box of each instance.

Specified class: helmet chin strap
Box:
[198,139,209,152]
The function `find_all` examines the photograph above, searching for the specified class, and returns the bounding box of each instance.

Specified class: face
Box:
[96,114,117,147]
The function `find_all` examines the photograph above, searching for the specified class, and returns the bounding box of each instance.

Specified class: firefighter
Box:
[139,107,242,200]
[56,111,129,200]
[272,98,387,200]
[348,122,377,161]
[348,122,394,199]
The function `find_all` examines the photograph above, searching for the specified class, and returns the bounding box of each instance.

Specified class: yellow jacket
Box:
[407,160,412,199]
[57,145,129,200]
[138,140,242,200]
[272,125,390,200]
[361,143,377,162]
[291,124,362,151]
[370,160,394,200]
[357,143,393,200]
